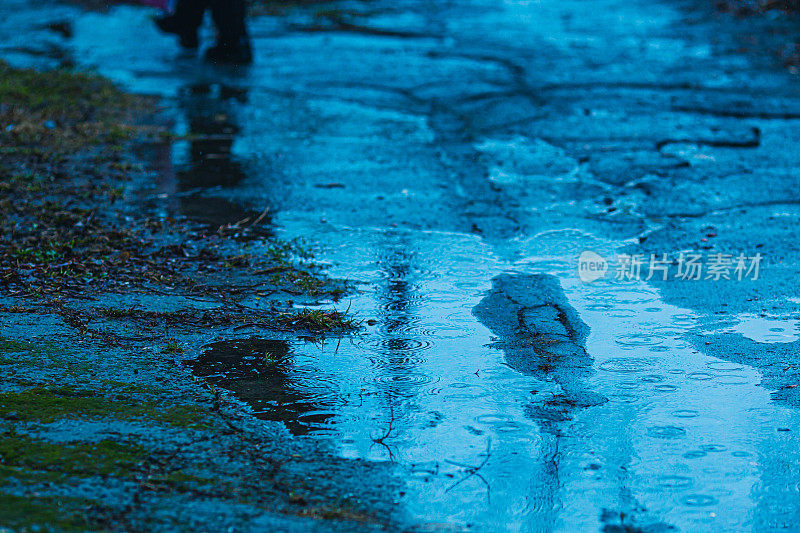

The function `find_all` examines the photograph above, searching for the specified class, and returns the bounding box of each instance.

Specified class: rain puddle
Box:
[4,2,800,531]
[189,338,335,435]
[237,227,800,531]
[732,315,800,344]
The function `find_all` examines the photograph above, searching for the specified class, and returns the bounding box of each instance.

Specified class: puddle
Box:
[5,1,800,531]
[170,84,249,190]
[188,338,338,435]
[731,314,800,344]
[186,225,800,531]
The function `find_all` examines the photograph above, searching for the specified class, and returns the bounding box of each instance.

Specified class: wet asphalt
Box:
[3,0,800,530]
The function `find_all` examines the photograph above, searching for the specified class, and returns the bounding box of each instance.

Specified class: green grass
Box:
[0,60,147,154]
[0,433,148,478]
[275,308,360,332]
[0,387,208,428]
[164,338,186,354]
[0,493,100,532]
[0,338,39,353]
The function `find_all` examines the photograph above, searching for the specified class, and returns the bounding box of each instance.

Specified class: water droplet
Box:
[654,384,678,393]
[684,450,707,459]
[363,372,439,394]
[647,426,686,439]
[590,288,658,304]
[354,337,434,352]
[599,358,656,373]
[714,374,749,385]
[616,333,664,347]
[707,361,743,372]
[609,393,639,404]
[682,494,718,507]
[699,444,727,452]
[475,413,514,425]
[495,422,523,432]
[657,475,693,489]
[649,345,671,352]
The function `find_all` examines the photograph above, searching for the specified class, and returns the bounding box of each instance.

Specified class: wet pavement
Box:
[3,0,800,530]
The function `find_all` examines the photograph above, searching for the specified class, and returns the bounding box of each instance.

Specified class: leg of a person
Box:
[204,0,251,63]
[155,0,211,48]
[172,0,209,30]
[209,0,248,43]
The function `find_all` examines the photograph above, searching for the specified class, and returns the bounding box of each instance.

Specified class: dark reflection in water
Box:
[188,338,332,435]
[375,238,426,390]
[473,274,674,531]
[147,82,273,239]
[473,274,606,423]
[366,234,428,458]
[178,195,273,240]
[176,83,248,190]
[473,273,603,528]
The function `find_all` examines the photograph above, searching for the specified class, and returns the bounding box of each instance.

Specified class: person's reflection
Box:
[176,82,248,191]
[152,82,275,235]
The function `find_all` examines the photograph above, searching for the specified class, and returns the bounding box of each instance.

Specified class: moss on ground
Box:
[0,493,101,532]
[0,432,148,478]
[0,338,39,353]
[0,60,149,158]
[0,431,221,530]
[0,387,208,428]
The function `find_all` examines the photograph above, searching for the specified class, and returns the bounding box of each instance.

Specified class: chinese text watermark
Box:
[578,251,762,283]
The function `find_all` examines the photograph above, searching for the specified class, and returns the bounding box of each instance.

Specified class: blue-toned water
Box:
[4,0,800,529]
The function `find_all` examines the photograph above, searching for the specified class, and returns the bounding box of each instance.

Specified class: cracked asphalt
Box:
[3,0,800,530]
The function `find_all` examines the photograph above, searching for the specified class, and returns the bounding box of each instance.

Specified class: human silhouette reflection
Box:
[176,82,248,190]
[150,82,274,237]
[473,273,606,528]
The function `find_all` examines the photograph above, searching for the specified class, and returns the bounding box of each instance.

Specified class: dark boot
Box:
[204,37,252,64]
[204,0,252,64]
[154,0,207,49]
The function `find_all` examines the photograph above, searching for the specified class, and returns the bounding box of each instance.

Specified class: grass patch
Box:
[0,59,146,154]
[0,493,100,532]
[274,308,359,332]
[0,61,348,307]
[164,338,187,354]
[0,387,208,428]
[0,338,39,353]
[0,432,148,478]
[299,499,377,523]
